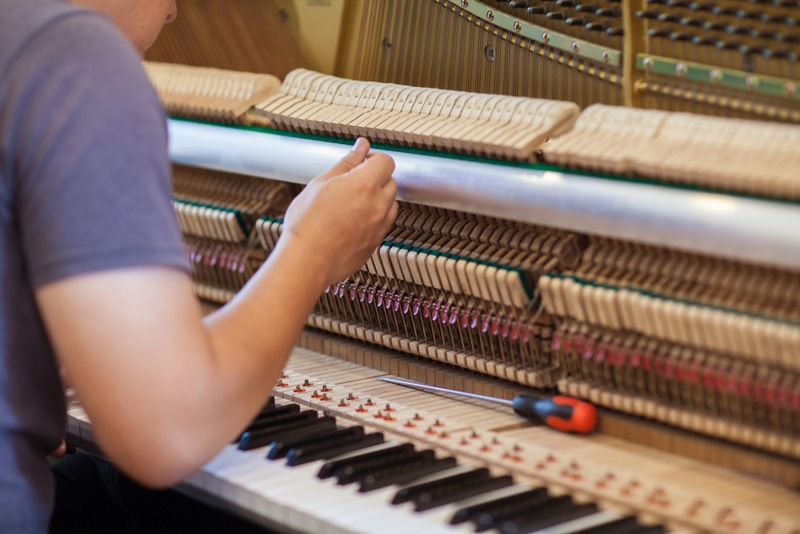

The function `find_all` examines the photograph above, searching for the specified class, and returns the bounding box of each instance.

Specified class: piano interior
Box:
[66,1,800,532]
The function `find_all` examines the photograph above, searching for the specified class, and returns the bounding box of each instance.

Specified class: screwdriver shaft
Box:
[377,377,514,407]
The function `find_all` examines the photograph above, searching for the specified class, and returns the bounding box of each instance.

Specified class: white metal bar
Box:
[168,119,800,272]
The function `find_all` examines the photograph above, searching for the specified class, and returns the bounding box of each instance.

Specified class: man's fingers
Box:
[384,201,400,227]
[351,152,396,188]
[51,440,67,459]
[381,176,398,204]
[316,138,371,181]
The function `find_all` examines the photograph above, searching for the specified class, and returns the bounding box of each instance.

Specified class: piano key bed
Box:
[66,347,800,534]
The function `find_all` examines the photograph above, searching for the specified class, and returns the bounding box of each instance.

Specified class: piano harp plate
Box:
[66,344,800,534]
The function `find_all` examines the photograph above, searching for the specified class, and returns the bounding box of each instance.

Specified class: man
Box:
[0,0,398,531]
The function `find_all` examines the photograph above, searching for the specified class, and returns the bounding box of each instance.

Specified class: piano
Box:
[67,1,800,532]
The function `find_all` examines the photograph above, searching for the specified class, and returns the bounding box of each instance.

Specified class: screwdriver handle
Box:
[512,395,598,434]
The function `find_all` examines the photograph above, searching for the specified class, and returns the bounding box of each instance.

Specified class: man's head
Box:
[70,0,177,55]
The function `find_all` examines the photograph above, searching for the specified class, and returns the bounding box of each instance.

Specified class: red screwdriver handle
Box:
[542,396,597,434]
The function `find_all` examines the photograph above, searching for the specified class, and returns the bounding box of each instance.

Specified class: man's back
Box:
[0,1,186,530]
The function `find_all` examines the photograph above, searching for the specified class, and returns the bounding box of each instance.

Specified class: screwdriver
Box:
[377,377,597,434]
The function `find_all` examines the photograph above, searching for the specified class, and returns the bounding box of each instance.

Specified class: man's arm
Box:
[36,141,398,488]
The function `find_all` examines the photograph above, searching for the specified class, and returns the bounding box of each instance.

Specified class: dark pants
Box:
[51,453,273,534]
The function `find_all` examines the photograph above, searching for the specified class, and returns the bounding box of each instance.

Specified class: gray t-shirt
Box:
[0,0,189,530]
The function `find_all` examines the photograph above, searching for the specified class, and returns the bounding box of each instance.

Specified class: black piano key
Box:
[239,408,314,442]
[414,474,514,512]
[245,406,310,432]
[337,449,434,486]
[575,516,660,534]
[394,468,490,504]
[632,527,666,534]
[238,411,323,450]
[233,404,301,443]
[498,502,599,534]
[450,487,548,526]
[268,425,365,460]
[358,454,458,493]
[239,417,331,451]
[475,493,569,532]
[317,443,414,480]
[260,417,339,451]
[287,432,385,466]
[255,402,298,419]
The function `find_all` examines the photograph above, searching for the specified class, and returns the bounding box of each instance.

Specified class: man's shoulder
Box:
[0,0,122,77]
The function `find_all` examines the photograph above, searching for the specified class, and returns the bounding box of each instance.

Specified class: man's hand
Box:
[49,440,75,460]
[282,138,398,286]
[36,139,399,488]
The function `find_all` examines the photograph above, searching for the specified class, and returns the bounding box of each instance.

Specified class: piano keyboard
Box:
[66,347,800,534]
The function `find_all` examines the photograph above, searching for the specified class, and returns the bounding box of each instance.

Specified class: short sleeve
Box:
[6,12,189,288]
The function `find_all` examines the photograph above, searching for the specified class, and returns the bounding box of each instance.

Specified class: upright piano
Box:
[69,1,800,532]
